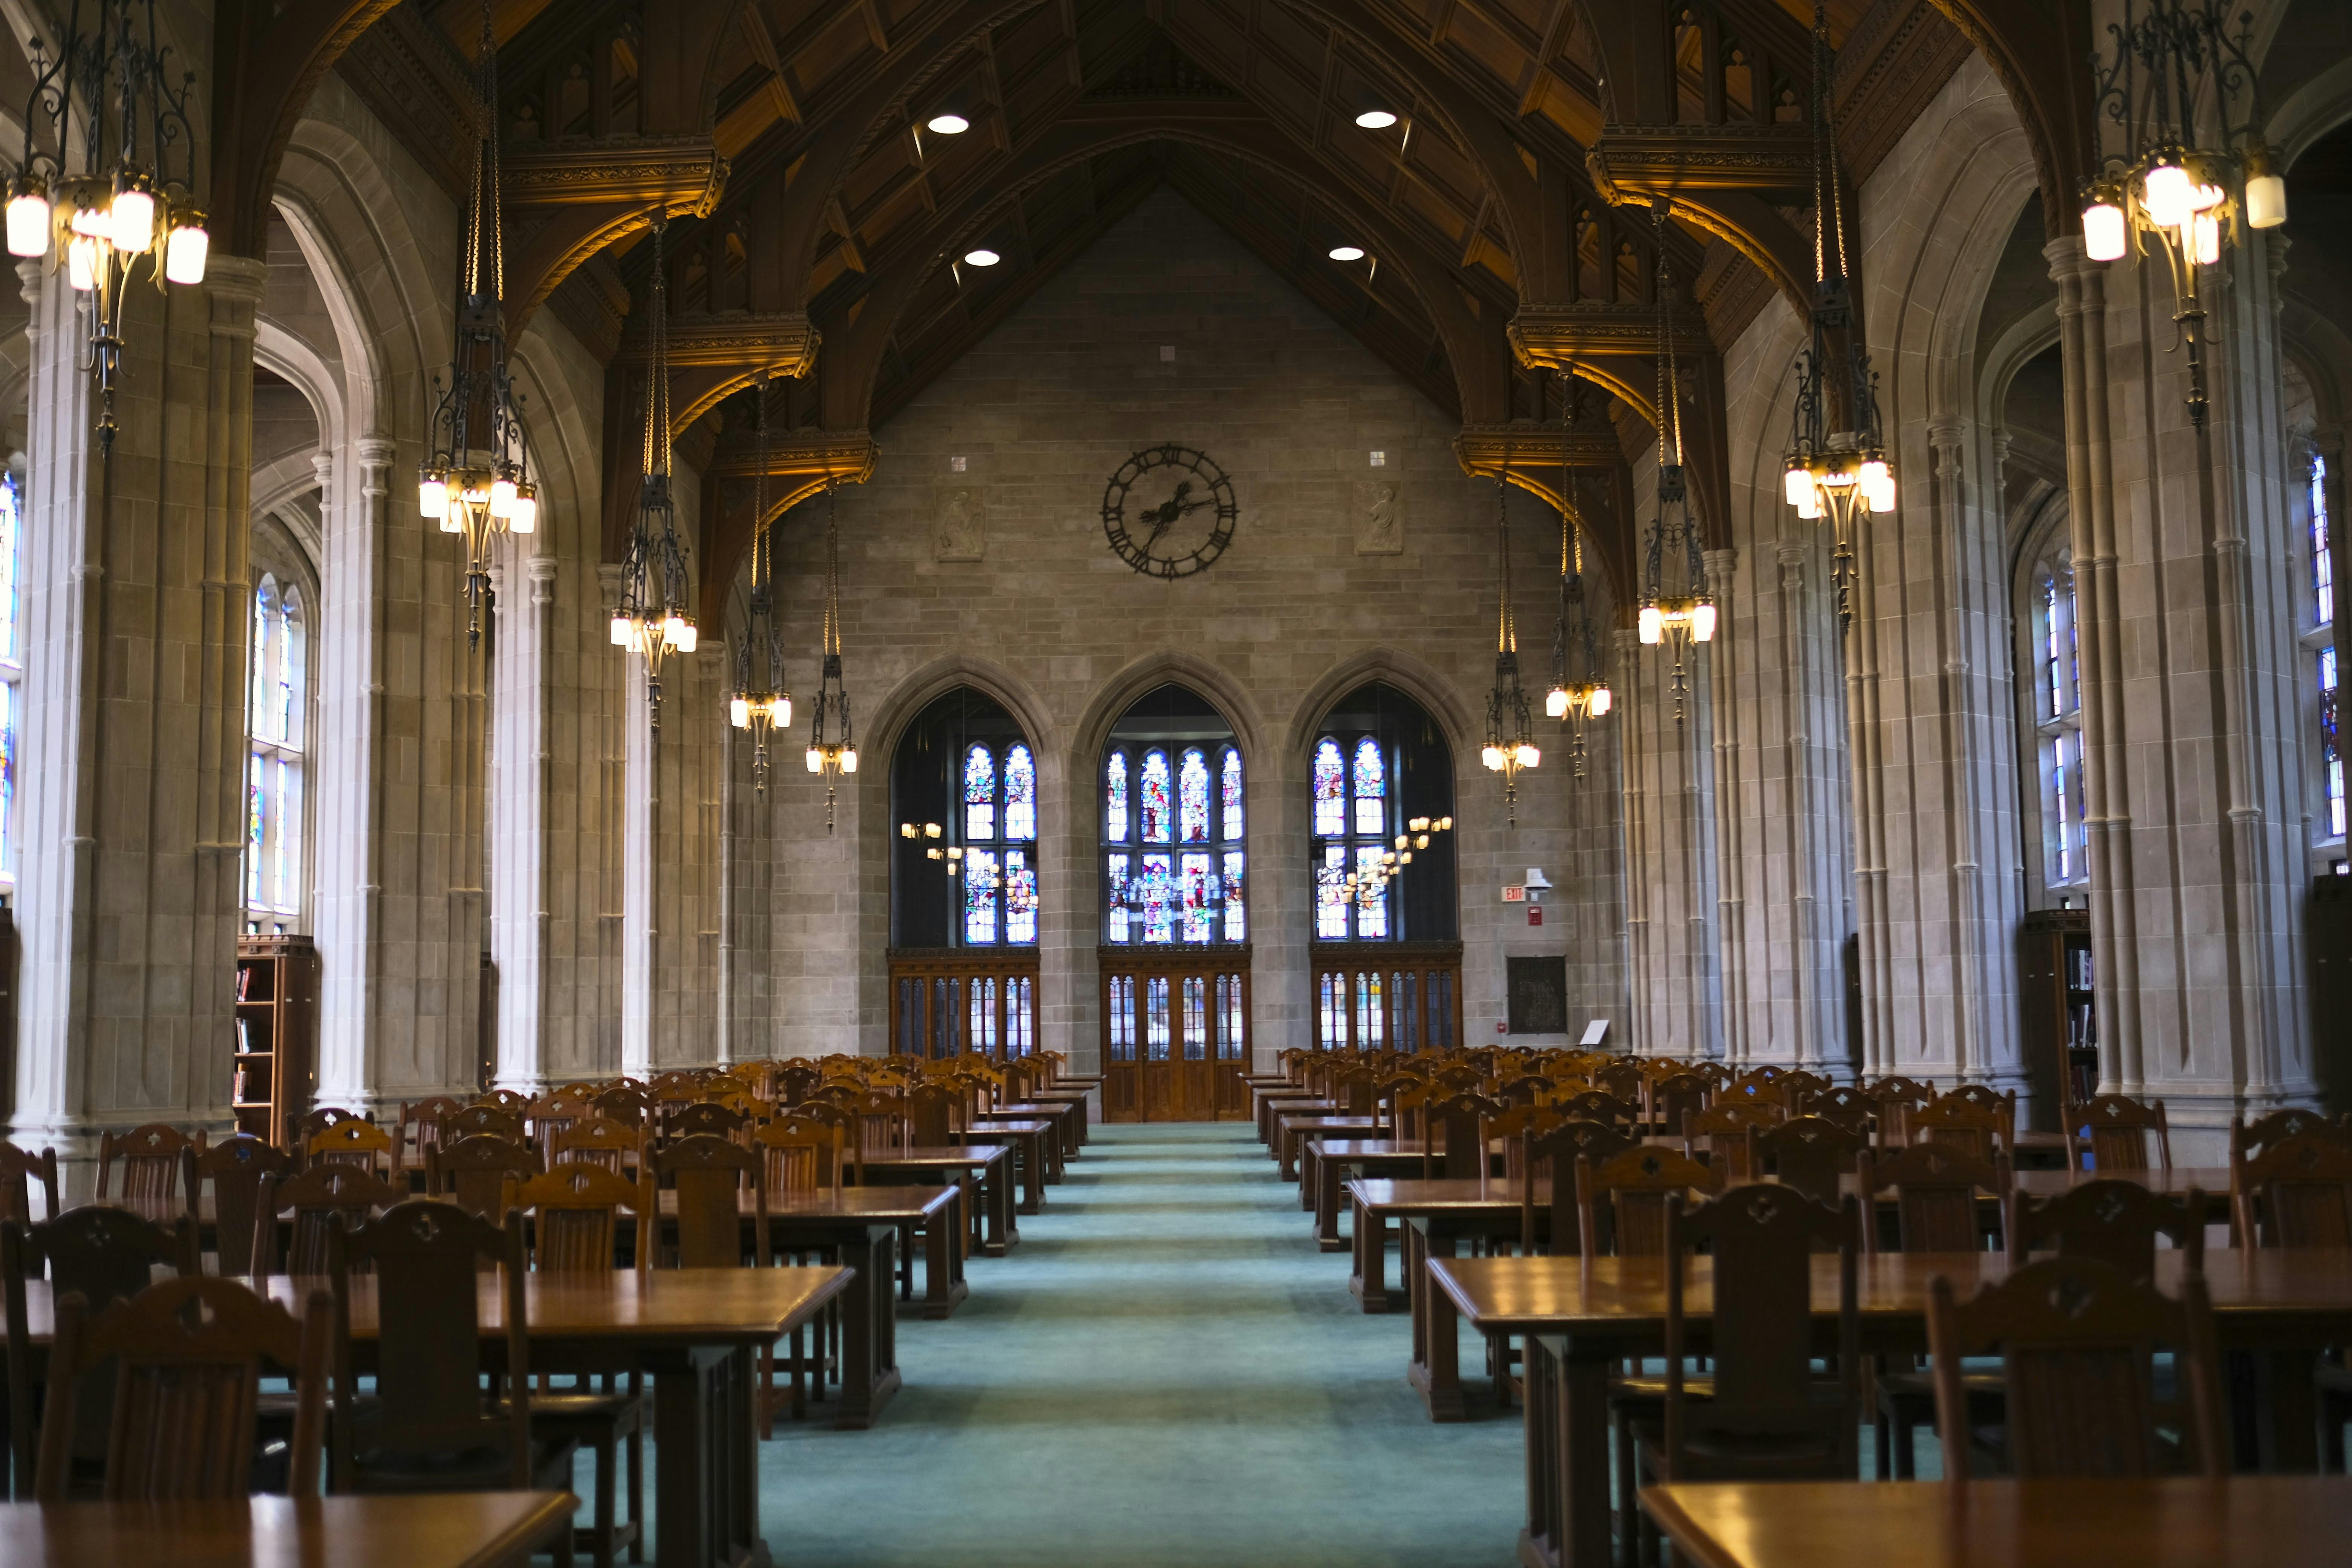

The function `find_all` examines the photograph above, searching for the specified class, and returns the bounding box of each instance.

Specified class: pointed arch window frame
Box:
[247,571,309,927]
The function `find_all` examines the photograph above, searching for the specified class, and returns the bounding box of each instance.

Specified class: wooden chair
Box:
[1573,1145,1723,1262]
[1649,1072,1708,1136]
[747,1115,848,1430]
[183,1135,291,1276]
[1556,1089,1639,1131]
[1416,1091,1504,1181]
[1774,1069,1832,1112]
[524,1096,585,1161]
[1800,1084,1873,1139]
[94,1124,203,1203]
[1860,1076,1936,1147]
[647,1134,767,1270]
[34,1274,331,1502]
[0,1142,59,1227]
[306,1119,395,1178]
[428,1133,542,1221]
[549,1082,604,1106]
[327,1200,578,1556]
[510,1166,646,1568]
[1680,1102,1779,1180]
[1627,1186,1861,1564]
[1909,1093,2007,1162]
[441,1104,527,1147]
[667,1101,751,1145]
[394,1096,467,1174]
[2234,1132,2352,1248]
[1927,1254,2227,1479]
[472,1089,528,1112]
[2007,1179,2207,1282]
[1522,1120,1637,1251]
[551,1117,643,1175]
[1591,1060,1645,1105]
[294,1108,364,1167]
[590,1087,648,1130]
[2,1206,201,1494]
[1754,1115,1865,1204]
[255,1164,406,1276]
[2233,1107,2341,1163]
[2064,1094,2173,1172]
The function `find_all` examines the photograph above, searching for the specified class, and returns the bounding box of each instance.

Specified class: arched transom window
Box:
[1102,686,1245,946]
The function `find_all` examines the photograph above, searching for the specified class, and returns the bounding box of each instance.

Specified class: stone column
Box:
[489,552,557,1093]
[619,654,654,1079]
[11,253,266,1181]
[1618,622,1724,1057]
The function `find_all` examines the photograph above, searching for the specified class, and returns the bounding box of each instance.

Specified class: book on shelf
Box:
[237,963,253,1001]
[233,1066,247,1105]
[235,1015,250,1054]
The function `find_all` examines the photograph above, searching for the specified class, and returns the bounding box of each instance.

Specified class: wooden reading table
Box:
[1307,1139,1433,1249]
[858,1143,1017,1255]
[957,1118,1060,1202]
[975,1101,1084,1161]
[0,1491,579,1568]
[1274,1112,1378,1182]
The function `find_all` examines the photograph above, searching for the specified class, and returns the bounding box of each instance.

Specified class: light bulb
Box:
[419,475,448,521]
[2245,172,2287,229]
[1481,744,1504,771]
[1396,835,1410,850]
[69,204,107,238]
[928,846,942,860]
[2188,181,2226,213]
[1439,816,1452,831]
[925,822,942,838]
[663,613,691,648]
[439,505,464,534]
[1399,850,1413,864]
[730,697,751,728]
[508,486,537,534]
[1691,602,1718,643]
[1515,742,1540,768]
[1328,245,1365,262]
[806,747,824,773]
[900,823,917,839]
[109,187,154,253]
[66,234,96,292]
[1783,465,1812,507]
[1409,817,1429,833]
[489,476,517,518]
[1638,605,1663,645]
[2142,161,2191,229]
[1354,109,1397,130]
[1415,835,1430,850]
[963,248,1000,266]
[1545,685,1569,718]
[2193,211,2219,266]
[1590,686,1612,717]
[2082,197,2128,262]
[5,185,47,258]
[1865,473,1896,513]
[771,696,792,726]
[1795,485,1824,520]
[841,747,859,773]
[610,614,634,647]
[927,112,970,135]
[162,220,208,285]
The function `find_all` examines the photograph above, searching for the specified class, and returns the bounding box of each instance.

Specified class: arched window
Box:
[888,689,1038,949]
[2308,453,2342,846]
[246,575,307,926]
[1102,688,1245,946]
[2012,499,2089,910]
[0,469,21,889]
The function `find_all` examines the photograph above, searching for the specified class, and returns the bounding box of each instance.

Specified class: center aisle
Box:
[763,1121,1525,1565]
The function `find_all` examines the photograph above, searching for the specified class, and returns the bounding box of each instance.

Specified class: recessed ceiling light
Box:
[1354,109,1398,130]
[1328,245,1366,262]
[927,112,971,135]
[963,248,1001,266]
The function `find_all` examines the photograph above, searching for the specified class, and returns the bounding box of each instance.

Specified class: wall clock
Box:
[1101,444,1237,578]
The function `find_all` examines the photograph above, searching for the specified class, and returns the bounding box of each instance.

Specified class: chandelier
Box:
[420,5,534,650]
[6,0,211,449]
[1341,814,1455,906]
[727,377,792,793]
[609,217,697,731]
[1481,470,1540,825]
[1545,395,1612,781]
[2081,0,2285,427]
[806,480,857,830]
[1636,208,1715,726]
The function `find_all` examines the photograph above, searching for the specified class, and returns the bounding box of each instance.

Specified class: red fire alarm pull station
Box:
[1529,905,1543,926]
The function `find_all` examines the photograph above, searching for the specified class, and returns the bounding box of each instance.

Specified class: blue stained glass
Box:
[1220,747,1243,840]
[1354,845,1389,938]
[1315,845,1349,939]
[247,754,265,905]
[2323,645,2343,838]
[965,848,1000,944]
[1222,850,1246,941]
[1353,738,1386,836]
[1180,851,1217,941]
[1106,852,1130,943]
[1005,744,1035,841]
[1140,750,1171,843]
[2315,455,2334,628]
[1179,748,1210,842]
[1182,975,1207,1060]
[1106,751,1129,841]
[964,744,995,842]
[1005,848,1037,944]
[0,681,13,879]
[1145,976,1171,1060]
[1312,738,1344,836]
[1138,852,1174,941]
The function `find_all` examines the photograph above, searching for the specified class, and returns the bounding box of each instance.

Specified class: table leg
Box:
[1017,1134,1044,1214]
[1278,1124,1299,1183]
[989,1155,1017,1249]
[1298,1141,1317,1211]
[923,1198,969,1319]
[1349,1199,1392,1313]
[1517,1333,1613,1568]
[1317,1157,1347,1251]
[830,1226,902,1431]
[1407,1225,1467,1421]
[649,1342,765,1568]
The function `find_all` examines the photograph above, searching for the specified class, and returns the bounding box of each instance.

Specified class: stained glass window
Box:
[1005,849,1037,944]
[1316,845,1349,939]
[1179,851,1217,941]
[0,471,21,884]
[2025,551,2089,897]
[2315,455,2334,629]
[1139,749,1171,843]
[1352,737,1386,836]
[1005,744,1035,841]
[2323,645,2343,839]
[1106,750,1129,841]
[1312,738,1344,836]
[1138,853,1174,942]
[246,575,306,924]
[964,745,996,841]
[1222,850,1246,942]
[1182,975,1208,1061]
[1106,853,1130,943]
[1354,845,1390,939]
[1179,747,1210,842]
[963,848,1000,943]
[1145,975,1171,1061]
[2312,457,2343,846]
[1221,746,1243,839]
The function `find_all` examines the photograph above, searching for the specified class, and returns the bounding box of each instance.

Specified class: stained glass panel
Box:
[1352,737,1386,836]
[1005,849,1037,944]
[2323,645,2343,838]
[276,758,301,914]
[1179,851,1217,941]
[1139,750,1171,843]
[1221,746,1243,840]
[1109,975,1136,1060]
[1222,851,1246,941]
[964,744,996,842]
[278,593,302,748]
[1316,845,1349,939]
[1312,738,1344,836]
[1138,852,1174,941]
[247,754,265,906]
[2315,455,2333,628]
[0,681,13,879]
[1004,744,1036,840]
[1145,975,1171,1061]
[0,472,18,666]
[964,848,1000,943]
[1179,747,1210,842]
[1354,845,1389,939]
[1217,973,1245,1060]
[251,581,276,740]
[1106,750,1129,841]
[1106,853,1130,943]
[1182,975,1207,1061]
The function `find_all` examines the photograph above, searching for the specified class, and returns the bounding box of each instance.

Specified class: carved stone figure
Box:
[935,485,985,562]
[1354,478,1404,555]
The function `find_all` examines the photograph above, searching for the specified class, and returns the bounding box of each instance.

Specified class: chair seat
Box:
[349,1436,577,1494]
[1610,1372,1716,1403]
[1629,1418,1846,1477]
[502,1391,641,1429]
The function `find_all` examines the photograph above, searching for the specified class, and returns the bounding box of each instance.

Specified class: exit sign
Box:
[1501,885,1526,902]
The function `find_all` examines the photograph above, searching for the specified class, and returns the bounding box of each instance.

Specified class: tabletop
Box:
[1349,1177,1548,1214]
[0,1491,575,1568]
[1638,1476,2352,1568]
[862,1145,1008,1167]
[655,1184,960,1222]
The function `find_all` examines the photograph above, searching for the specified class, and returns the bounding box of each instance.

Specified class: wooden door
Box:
[1101,947,1250,1121]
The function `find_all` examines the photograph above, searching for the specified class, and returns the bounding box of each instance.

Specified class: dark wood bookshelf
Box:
[234,934,318,1148]
[2018,908,2096,1131]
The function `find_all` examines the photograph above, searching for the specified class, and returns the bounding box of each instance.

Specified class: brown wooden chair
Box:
[94,1124,203,1204]
[551,1117,643,1176]
[2007,1179,2207,1282]
[524,1096,585,1161]
[2064,1094,2173,1172]
[590,1087,648,1130]
[34,1274,330,1502]
[667,1101,751,1146]
[1558,1089,1640,1130]
[0,1142,59,1227]
[428,1133,542,1221]
[2233,1107,2341,1163]
[306,1119,395,1178]
[1416,1091,1504,1181]
[1591,1060,1645,1105]
[746,1114,850,1431]
[550,1082,603,1106]
[2234,1132,2352,1248]
[394,1096,467,1175]
[1909,1094,2007,1162]
[327,1200,577,1557]
[183,1135,291,1276]
[293,1108,364,1167]
[255,1164,406,1276]
[1926,1254,2227,1480]
[1627,1186,1862,1563]
[1799,1084,1873,1139]
[472,1089,528,1113]
[1755,1115,1865,1204]
[510,1166,646,1568]
[1861,1075,1936,1147]
[1522,1120,1637,1253]
[1680,1102,1779,1180]
[1573,1145,1723,1262]
[1649,1072,1708,1136]
[442,1104,527,1147]
[647,1134,767,1270]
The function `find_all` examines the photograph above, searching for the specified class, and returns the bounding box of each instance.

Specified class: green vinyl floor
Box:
[741,1120,1529,1566]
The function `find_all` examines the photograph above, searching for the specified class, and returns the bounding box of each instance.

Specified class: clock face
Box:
[1101,445,1237,578]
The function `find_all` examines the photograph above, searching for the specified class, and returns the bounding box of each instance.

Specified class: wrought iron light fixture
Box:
[1637,211,1715,726]
[727,377,792,794]
[1545,394,1612,780]
[1779,1,1893,628]
[420,5,535,650]
[610,217,698,731]
[806,479,857,830]
[2081,0,2285,427]
[1481,470,1540,825]
[899,819,962,873]
[7,0,211,449]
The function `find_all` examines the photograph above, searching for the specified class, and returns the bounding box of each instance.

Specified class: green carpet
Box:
[751,1121,1528,1565]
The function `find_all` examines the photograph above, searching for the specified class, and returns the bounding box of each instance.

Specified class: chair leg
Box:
[626,1379,645,1565]
[758,1344,775,1441]
[791,1323,807,1422]
[1892,1408,1918,1480]
[592,1429,617,1568]
[1612,1407,1638,1568]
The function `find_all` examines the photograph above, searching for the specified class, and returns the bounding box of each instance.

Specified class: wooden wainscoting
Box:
[1099,945,1251,1122]
[1310,941,1462,1053]
[887,948,1043,1061]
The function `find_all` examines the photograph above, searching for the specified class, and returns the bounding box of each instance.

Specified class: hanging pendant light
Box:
[420,2,536,649]
[610,217,697,733]
[2080,0,2284,427]
[1545,374,1612,780]
[1779,0,1894,625]
[1482,465,1539,825]
[7,0,213,449]
[726,376,793,793]
[806,480,857,831]
[1637,206,1715,726]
